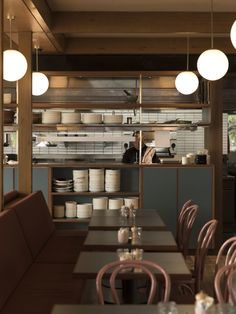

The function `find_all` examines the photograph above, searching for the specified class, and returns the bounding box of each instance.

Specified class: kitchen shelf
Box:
[4,124,18,131]
[51,192,139,196]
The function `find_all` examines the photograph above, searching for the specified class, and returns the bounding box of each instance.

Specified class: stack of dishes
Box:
[65,201,77,218]
[42,111,61,124]
[77,203,93,218]
[82,113,102,124]
[109,198,123,210]
[103,114,123,124]
[124,197,139,209]
[89,168,104,192]
[61,112,81,124]
[53,178,73,192]
[105,169,120,192]
[73,169,88,192]
[53,205,65,218]
[93,197,108,210]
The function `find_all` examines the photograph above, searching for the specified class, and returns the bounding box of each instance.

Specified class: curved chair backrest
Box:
[215,236,236,274]
[194,219,218,292]
[96,259,171,304]
[177,204,199,257]
[214,262,236,304]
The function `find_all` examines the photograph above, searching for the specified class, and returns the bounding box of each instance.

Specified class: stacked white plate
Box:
[42,111,61,124]
[61,112,81,124]
[124,197,139,209]
[65,201,77,218]
[53,178,73,192]
[93,197,108,210]
[73,169,88,192]
[103,114,123,124]
[53,205,65,218]
[89,168,104,192]
[105,169,120,192]
[109,198,123,210]
[82,113,102,124]
[77,203,93,218]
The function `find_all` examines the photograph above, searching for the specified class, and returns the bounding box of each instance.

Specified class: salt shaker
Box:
[117,227,129,244]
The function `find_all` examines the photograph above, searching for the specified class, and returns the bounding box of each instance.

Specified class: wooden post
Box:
[0,0,3,210]
[18,32,32,194]
[205,80,223,248]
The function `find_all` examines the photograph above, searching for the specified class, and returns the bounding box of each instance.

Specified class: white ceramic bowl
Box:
[103,114,123,124]
[124,197,139,209]
[82,113,102,124]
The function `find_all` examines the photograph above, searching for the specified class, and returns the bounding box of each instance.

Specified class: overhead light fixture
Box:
[3,16,28,82]
[197,0,228,81]
[175,36,199,95]
[230,20,236,49]
[32,46,49,96]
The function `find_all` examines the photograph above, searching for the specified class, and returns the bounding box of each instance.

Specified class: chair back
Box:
[215,236,236,274]
[177,204,199,257]
[194,219,218,292]
[214,262,236,304]
[96,259,171,304]
[176,200,193,236]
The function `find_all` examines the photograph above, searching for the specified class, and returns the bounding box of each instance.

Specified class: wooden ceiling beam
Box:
[53,12,236,35]
[65,37,235,54]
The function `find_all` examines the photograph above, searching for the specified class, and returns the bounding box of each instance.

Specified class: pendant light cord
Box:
[9,16,12,49]
[210,0,214,48]
[35,47,39,72]
[186,36,189,71]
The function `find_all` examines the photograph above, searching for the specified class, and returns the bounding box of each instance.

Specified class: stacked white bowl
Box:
[73,169,88,192]
[109,198,123,210]
[93,197,108,210]
[124,197,139,209]
[42,111,61,124]
[53,205,65,218]
[82,113,102,124]
[103,114,123,124]
[65,201,77,218]
[105,169,120,192]
[77,203,93,218]
[89,168,104,192]
[61,112,81,124]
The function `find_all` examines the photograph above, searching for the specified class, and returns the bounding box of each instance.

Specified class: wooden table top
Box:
[88,211,166,231]
[92,209,161,217]
[73,251,191,281]
[83,230,178,252]
[51,304,228,314]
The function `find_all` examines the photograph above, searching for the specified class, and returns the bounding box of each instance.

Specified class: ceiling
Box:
[2,0,236,54]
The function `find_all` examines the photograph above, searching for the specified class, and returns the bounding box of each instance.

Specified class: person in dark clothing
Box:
[122,131,159,164]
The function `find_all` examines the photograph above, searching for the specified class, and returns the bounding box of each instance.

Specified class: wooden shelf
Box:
[53,217,90,223]
[51,191,139,196]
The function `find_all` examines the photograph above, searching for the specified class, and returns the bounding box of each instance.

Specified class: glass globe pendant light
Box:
[3,16,28,82]
[32,46,49,96]
[197,0,228,81]
[230,20,236,49]
[175,36,199,95]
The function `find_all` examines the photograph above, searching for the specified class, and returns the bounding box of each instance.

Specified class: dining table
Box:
[88,209,167,231]
[50,304,236,314]
[83,230,178,252]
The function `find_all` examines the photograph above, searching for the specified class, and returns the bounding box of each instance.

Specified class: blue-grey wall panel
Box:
[33,168,49,204]
[143,167,178,233]
[3,168,14,194]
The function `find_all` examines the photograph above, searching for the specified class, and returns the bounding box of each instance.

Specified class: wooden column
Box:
[0,0,3,210]
[18,32,32,194]
[205,80,223,248]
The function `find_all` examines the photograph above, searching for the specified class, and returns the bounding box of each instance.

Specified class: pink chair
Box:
[177,204,199,258]
[176,200,193,240]
[214,262,236,304]
[96,259,171,304]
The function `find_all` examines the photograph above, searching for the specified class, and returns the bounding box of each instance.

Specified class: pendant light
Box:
[230,20,236,49]
[197,0,228,81]
[3,16,28,82]
[32,46,49,96]
[175,36,199,95]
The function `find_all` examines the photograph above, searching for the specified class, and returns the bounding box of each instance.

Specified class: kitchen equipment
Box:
[195,154,207,164]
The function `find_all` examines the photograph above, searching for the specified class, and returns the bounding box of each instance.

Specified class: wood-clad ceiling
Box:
[3,0,236,54]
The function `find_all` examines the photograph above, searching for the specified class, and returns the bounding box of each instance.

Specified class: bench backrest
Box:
[0,209,32,310]
[11,191,55,259]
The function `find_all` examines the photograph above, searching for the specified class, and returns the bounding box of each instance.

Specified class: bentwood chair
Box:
[96,259,171,304]
[176,200,193,239]
[214,262,236,304]
[215,236,236,274]
[176,204,199,258]
[178,219,218,295]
